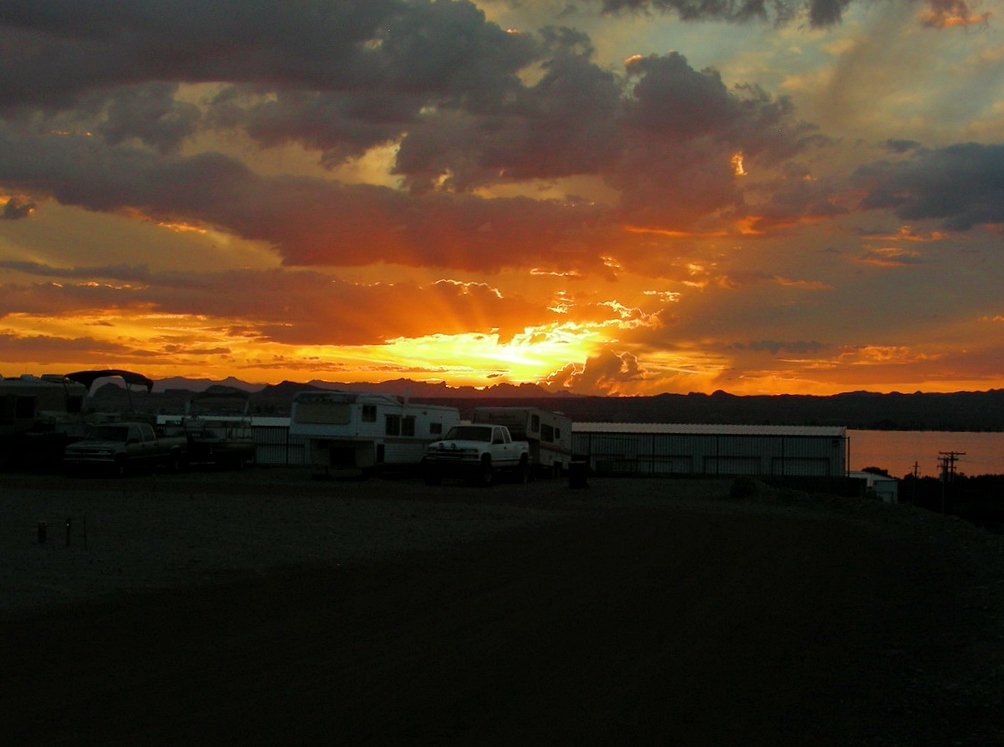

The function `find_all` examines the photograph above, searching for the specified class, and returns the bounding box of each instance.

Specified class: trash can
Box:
[568,459,589,489]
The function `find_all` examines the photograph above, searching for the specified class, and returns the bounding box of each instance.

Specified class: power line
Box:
[937,450,966,513]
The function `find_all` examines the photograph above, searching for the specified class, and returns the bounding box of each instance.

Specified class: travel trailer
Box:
[472,406,573,476]
[0,374,88,436]
[289,391,461,476]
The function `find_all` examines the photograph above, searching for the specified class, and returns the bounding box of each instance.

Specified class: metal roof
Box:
[572,422,846,437]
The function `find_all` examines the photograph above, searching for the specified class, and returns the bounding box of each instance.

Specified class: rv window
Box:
[402,416,416,437]
[385,414,400,436]
[531,414,540,432]
[541,423,554,443]
[362,405,377,422]
[295,403,351,425]
[429,422,442,435]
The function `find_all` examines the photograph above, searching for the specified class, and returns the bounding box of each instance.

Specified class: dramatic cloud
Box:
[0,0,1000,393]
[0,38,822,270]
[596,0,980,27]
[856,143,1004,230]
[1,196,34,219]
[0,264,557,346]
[545,347,645,395]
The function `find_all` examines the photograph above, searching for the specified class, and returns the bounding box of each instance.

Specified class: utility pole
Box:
[938,451,965,514]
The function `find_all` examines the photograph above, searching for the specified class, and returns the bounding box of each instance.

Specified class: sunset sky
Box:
[1,0,1002,396]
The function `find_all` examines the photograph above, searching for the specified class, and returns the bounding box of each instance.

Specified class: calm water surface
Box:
[848,430,1004,478]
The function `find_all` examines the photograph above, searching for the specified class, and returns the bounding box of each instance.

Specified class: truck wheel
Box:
[478,456,494,487]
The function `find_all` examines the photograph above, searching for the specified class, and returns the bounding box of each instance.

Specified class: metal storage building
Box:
[572,423,847,477]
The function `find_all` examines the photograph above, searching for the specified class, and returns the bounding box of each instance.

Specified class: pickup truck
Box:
[422,424,530,486]
[63,422,188,476]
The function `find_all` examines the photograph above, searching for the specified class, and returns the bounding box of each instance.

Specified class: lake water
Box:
[847,430,1004,478]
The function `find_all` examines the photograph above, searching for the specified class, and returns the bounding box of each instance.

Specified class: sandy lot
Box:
[1,467,580,617]
[2,468,1004,745]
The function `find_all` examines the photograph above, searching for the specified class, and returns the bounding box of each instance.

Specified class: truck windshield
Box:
[444,426,492,442]
[86,425,130,441]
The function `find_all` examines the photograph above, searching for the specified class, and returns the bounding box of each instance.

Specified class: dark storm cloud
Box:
[203,24,626,191]
[596,0,846,25]
[0,0,393,105]
[391,44,816,208]
[0,0,537,160]
[856,143,1004,230]
[0,123,618,272]
[0,260,151,281]
[596,0,969,27]
[0,1,825,261]
[0,0,535,109]
[206,88,421,168]
[392,28,625,192]
[94,84,201,154]
[611,53,822,227]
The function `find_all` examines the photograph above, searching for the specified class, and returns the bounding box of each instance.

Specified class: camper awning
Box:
[65,369,155,393]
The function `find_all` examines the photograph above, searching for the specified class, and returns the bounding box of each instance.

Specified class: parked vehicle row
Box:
[289,392,574,486]
[3,369,577,483]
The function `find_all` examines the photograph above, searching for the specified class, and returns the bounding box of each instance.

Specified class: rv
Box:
[289,391,461,477]
[472,406,573,476]
[0,374,88,438]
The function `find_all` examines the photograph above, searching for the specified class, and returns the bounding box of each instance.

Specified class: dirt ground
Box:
[2,468,1003,746]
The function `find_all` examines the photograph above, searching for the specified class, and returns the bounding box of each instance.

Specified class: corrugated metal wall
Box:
[573,431,845,477]
[250,420,845,476]
[252,425,307,466]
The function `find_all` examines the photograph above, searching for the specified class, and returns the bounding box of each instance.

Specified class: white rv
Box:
[472,406,573,476]
[289,391,461,476]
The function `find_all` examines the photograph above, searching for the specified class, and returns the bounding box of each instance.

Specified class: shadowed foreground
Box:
[3,491,1003,746]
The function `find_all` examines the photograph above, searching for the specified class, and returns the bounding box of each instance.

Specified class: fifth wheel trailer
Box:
[472,406,573,476]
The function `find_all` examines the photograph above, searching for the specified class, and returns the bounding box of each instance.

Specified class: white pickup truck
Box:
[422,423,530,486]
[63,422,188,476]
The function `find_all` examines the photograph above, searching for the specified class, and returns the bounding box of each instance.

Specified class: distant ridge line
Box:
[83,376,1004,431]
